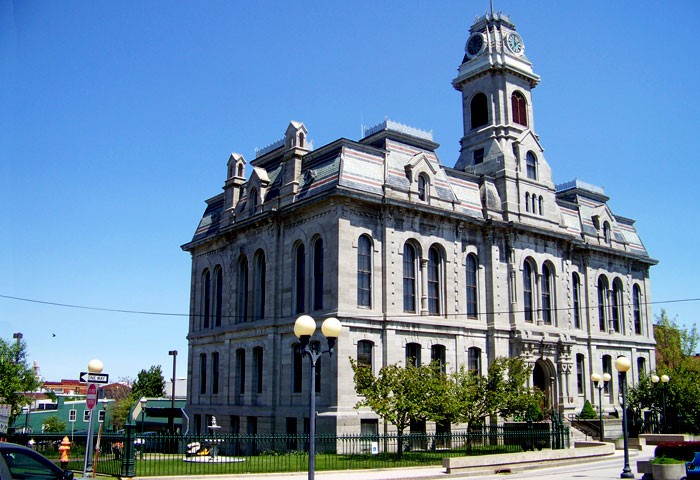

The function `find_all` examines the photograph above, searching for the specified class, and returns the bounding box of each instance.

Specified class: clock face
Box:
[506,33,523,55]
[466,33,484,57]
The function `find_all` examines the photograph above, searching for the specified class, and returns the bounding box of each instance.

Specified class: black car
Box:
[0,442,74,480]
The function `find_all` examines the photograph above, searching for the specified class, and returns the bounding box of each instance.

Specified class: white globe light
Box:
[321,317,342,338]
[88,358,104,373]
[603,373,611,382]
[661,374,670,383]
[614,356,631,373]
[651,375,660,384]
[591,373,602,383]
[294,315,316,338]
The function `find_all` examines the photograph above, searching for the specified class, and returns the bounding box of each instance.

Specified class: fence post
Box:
[121,423,136,477]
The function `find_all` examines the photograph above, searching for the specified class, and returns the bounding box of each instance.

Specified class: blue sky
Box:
[1,1,699,382]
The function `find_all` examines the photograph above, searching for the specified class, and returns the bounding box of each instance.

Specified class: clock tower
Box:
[453,11,557,223]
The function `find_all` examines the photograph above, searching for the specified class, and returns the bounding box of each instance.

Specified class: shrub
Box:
[578,400,598,420]
[651,456,685,465]
[654,441,700,462]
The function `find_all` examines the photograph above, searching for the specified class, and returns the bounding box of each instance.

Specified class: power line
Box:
[1,293,698,322]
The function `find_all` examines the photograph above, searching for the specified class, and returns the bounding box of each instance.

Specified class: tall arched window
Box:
[403,243,417,313]
[201,269,211,329]
[603,222,611,244]
[213,267,223,327]
[470,92,488,129]
[541,263,554,325]
[292,344,302,393]
[237,256,248,324]
[598,276,609,331]
[253,251,266,320]
[576,354,585,395]
[253,346,263,394]
[312,238,324,311]
[523,260,534,322]
[525,192,530,212]
[466,253,478,319]
[572,273,581,329]
[211,352,219,395]
[468,347,481,375]
[602,355,612,396]
[357,235,372,307]
[611,279,623,333]
[235,348,245,395]
[431,345,446,373]
[405,343,421,368]
[538,196,543,215]
[357,340,374,370]
[417,174,429,202]
[511,91,528,126]
[199,353,207,395]
[526,151,537,180]
[637,357,646,381]
[249,188,258,214]
[294,244,305,314]
[237,164,244,177]
[633,284,643,335]
[427,246,442,315]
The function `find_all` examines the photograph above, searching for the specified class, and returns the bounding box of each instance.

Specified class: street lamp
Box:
[12,332,22,363]
[591,372,611,441]
[293,315,342,480]
[615,356,634,479]
[652,374,670,433]
[140,398,147,434]
[168,350,178,434]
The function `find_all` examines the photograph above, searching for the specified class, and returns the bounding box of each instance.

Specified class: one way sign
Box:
[79,372,109,384]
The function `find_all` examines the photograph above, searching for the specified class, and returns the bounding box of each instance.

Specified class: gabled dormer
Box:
[223,153,247,212]
[246,167,271,215]
[405,153,438,203]
[285,121,308,149]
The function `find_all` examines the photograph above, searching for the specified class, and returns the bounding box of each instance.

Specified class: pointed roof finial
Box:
[490,0,494,17]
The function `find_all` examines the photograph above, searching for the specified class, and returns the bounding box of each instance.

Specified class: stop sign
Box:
[86,383,97,410]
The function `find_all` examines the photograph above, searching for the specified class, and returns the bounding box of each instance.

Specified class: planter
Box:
[651,462,686,480]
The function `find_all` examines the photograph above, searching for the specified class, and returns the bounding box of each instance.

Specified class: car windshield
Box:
[1,449,62,480]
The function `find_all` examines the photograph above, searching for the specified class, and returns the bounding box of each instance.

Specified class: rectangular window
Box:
[405,343,421,368]
[427,249,441,315]
[236,349,246,395]
[357,236,372,307]
[199,353,207,395]
[293,344,302,394]
[212,352,220,395]
[403,245,416,312]
[473,148,484,165]
[357,340,373,371]
[468,347,481,375]
[253,347,263,394]
[576,354,585,395]
[83,410,91,422]
[98,410,106,423]
[573,275,581,329]
[602,356,612,396]
[286,417,298,450]
[69,409,77,422]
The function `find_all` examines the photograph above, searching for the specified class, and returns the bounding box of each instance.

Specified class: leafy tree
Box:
[131,365,165,399]
[350,359,446,458]
[110,396,136,430]
[0,337,42,429]
[42,415,66,433]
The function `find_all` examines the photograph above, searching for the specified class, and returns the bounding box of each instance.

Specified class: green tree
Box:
[579,400,597,420]
[0,337,42,429]
[110,396,136,430]
[131,365,165,398]
[42,415,66,433]
[350,359,447,458]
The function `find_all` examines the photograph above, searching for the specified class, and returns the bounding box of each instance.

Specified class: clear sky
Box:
[1,1,699,383]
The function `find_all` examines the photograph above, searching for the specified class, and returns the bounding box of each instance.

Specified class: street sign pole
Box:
[83,383,98,478]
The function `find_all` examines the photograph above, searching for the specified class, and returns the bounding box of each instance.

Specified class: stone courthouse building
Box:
[182,11,657,436]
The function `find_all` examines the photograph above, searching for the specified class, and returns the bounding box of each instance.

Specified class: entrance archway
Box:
[532,359,556,414]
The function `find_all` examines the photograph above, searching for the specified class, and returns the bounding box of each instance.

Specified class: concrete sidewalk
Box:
[140,444,655,480]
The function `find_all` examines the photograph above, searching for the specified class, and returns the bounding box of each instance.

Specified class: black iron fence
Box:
[9,422,569,477]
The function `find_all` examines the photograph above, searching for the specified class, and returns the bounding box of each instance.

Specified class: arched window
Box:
[357,340,374,370]
[538,196,543,215]
[576,354,585,395]
[427,246,443,315]
[633,284,643,335]
[294,244,306,314]
[312,238,324,311]
[572,273,581,329]
[235,348,245,395]
[213,266,223,327]
[602,355,612,396]
[199,353,207,395]
[468,347,481,375]
[611,279,623,333]
[237,256,248,324]
[526,152,537,180]
[211,352,219,395]
[298,132,305,148]
[470,92,488,129]
[357,235,372,307]
[603,221,611,244]
[598,276,609,331]
[249,188,258,214]
[253,251,266,320]
[403,243,417,313]
[637,357,646,381]
[237,164,244,177]
[201,269,211,329]
[253,346,263,394]
[523,260,534,322]
[431,344,446,373]
[406,342,421,368]
[541,263,554,325]
[511,91,528,126]
[525,192,530,212]
[466,253,478,319]
[531,193,537,213]
[292,344,302,393]
[417,174,429,202]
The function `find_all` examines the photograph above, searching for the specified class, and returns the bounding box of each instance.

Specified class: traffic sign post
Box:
[86,384,97,410]
[80,372,109,384]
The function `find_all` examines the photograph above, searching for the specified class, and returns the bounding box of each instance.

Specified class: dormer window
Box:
[249,188,258,214]
[417,174,429,202]
[511,91,527,126]
[603,221,611,244]
[525,151,537,180]
[237,164,244,177]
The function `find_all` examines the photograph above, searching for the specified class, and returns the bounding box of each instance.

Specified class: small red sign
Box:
[86,383,97,410]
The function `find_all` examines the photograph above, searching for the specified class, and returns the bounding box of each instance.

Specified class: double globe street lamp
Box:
[293,315,342,480]
[614,356,634,479]
[651,373,670,433]
[590,372,611,441]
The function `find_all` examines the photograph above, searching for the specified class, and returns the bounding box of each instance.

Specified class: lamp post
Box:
[615,356,634,479]
[652,374,670,433]
[168,350,177,434]
[12,332,22,363]
[140,398,147,434]
[591,372,611,441]
[293,315,342,480]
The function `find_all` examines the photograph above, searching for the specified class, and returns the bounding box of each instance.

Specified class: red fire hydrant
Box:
[58,436,70,470]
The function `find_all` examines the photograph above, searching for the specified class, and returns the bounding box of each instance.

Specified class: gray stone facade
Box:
[181,12,656,436]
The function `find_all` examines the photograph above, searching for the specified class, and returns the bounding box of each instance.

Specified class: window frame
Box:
[466,253,478,319]
[403,243,418,313]
[357,235,372,308]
